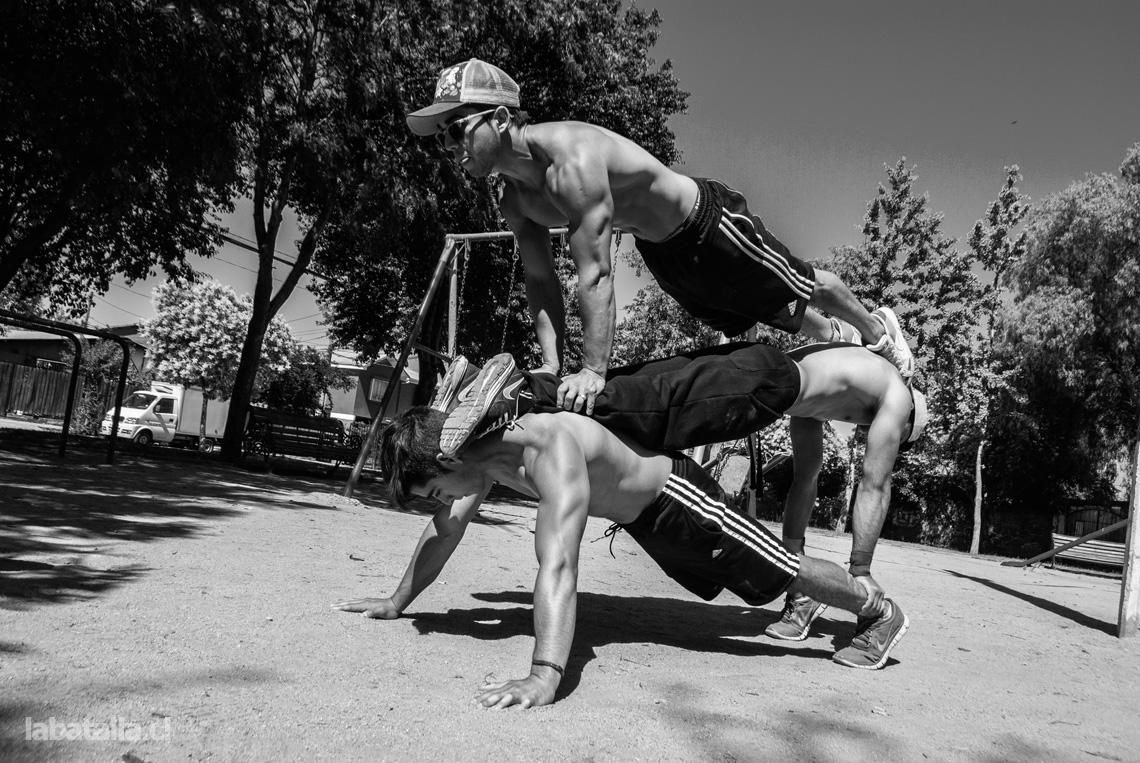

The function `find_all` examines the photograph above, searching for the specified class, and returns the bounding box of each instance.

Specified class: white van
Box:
[100,383,230,451]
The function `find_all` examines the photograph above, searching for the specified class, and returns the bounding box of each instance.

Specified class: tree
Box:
[823,160,984,548]
[142,279,292,442]
[990,144,1140,513]
[964,167,1029,554]
[309,0,687,373]
[170,0,684,458]
[611,279,723,365]
[59,339,152,435]
[0,0,245,312]
[258,344,352,416]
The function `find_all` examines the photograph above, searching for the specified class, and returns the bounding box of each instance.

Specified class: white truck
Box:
[100,382,230,451]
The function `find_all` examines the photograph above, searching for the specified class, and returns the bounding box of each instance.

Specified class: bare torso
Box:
[786,344,912,426]
[501,121,698,242]
[479,411,674,525]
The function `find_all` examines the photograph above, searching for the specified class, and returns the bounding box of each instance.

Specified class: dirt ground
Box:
[2,422,1139,763]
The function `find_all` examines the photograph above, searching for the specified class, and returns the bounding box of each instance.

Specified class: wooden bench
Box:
[244,410,359,474]
[1051,533,1127,570]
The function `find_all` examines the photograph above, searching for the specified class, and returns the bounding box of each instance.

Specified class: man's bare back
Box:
[498,121,697,243]
[787,344,913,427]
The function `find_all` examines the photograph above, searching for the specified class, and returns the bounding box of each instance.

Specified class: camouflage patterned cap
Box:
[406,59,521,136]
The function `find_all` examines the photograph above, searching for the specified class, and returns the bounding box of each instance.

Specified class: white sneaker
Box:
[867,307,914,380]
[430,355,470,412]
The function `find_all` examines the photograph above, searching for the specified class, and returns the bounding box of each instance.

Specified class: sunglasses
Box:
[435,108,498,147]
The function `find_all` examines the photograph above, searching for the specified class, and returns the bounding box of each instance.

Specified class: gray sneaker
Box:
[868,306,915,380]
[430,355,470,412]
[764,593,828,641]
[438,353,530,457]
[832,598,909,670]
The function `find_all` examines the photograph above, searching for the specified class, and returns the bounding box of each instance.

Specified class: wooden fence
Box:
[0,361,116,419]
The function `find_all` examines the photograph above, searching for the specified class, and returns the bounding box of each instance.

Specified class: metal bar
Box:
[0,316,83,457]
[1000,518,1131,568]
[0,310,134,464]
[343,238,459,498]
[447,242,459,357]
[1119,428,1140,637]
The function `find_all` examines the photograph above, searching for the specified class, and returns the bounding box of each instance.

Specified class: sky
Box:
[89,0,1140,354]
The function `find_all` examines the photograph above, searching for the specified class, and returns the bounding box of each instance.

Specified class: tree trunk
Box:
[835,440,858,533]
[970,440,984,555]
[200,394,208,449]
[220,316,269,459]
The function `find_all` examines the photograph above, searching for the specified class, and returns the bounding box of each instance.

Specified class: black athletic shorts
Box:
[634,178,815,337]
[620,454,800,605]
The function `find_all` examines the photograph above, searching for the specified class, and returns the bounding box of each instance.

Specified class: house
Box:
[327,350,425,425]
[0,322,148,373]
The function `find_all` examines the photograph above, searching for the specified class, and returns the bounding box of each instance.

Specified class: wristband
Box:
[583,365,606,378]
[849,550,873,577]
[531,660,564,677]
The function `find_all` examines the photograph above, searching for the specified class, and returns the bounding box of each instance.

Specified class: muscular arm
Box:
[476,429,590,708]
[850,391,909,572]
[333,484,489,618]
[508,207,565,374]
[784,418,824,546]
[556,159,616,377]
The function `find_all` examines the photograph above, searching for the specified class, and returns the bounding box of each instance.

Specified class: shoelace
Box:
[590,523,623,558]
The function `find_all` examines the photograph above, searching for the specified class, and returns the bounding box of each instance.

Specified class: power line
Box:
[95,295,147,320]
[218,233,326,281]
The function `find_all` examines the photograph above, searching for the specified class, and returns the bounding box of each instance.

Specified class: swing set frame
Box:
[342,229,568,499]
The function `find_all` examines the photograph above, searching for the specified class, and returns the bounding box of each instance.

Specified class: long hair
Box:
[378,406,446,508]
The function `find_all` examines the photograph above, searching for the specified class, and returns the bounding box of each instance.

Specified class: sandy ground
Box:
[2,422,1139,762]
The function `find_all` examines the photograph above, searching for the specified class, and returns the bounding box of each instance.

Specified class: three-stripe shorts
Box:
[620,454,799,606]
[634,177,815,337]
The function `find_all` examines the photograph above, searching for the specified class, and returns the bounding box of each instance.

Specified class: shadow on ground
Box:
[0,429,392,608]
[944,570,1115,635]
[405,589,868,699]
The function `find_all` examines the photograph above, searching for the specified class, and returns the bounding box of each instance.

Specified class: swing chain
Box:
[499,240,520,352]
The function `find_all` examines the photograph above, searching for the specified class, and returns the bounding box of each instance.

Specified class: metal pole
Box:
[1119,425,1140,637]
[343,237,459,498]
[448,241,459,357]
[106,337,131,464]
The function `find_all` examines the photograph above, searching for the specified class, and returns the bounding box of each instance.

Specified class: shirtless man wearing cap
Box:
[405,58,916,425]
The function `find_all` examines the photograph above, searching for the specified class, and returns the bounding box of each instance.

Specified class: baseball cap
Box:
[406,59,521,136]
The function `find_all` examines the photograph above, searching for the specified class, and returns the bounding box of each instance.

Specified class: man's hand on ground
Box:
[853,575,886,618]
[476,674,557,709]
[556,368,605,414]
[331,597,401,619]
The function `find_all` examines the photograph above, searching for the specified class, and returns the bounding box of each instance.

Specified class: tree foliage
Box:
[611,279,723,366]
[823,160,992,548]
[258,344,352,415]
[0,0,244,311]
[309,0,688,366]
[986,145,1140,513]
[142,279,291,400]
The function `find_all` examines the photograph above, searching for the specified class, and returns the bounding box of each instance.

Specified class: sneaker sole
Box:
[832,612,910,670]
[764,603,829,642]
[439,355,515,456]
[874,307,915,379]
